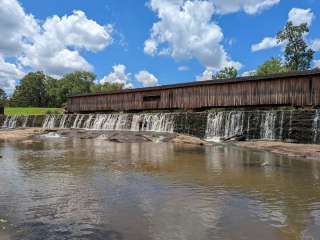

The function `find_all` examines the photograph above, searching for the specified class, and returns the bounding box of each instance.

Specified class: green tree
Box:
[91,82,124,93]
[10,72,48,107]
[0,88,7,106]
[53,71,96,107]
[214,66,238,80]
[277,21,314,71]
[256,57,288,76]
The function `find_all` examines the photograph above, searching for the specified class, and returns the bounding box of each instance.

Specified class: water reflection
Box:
[0,138,320,239]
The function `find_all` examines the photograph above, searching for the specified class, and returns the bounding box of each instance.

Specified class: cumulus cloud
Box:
[135,70,159,87]
[251,8,314,52]
[288,8,314,27]
[212,0,280,15]
[251,37,280,52]
[0,57,24,93]
[311,39,320,52]
[19,10,112,76]
[145,0,240,70]
[196,61,242,81]
[314,60,320,68]
[0,0,113,93]
[100,64,133,89]
[0,0,39,56]
[196,67,214,81]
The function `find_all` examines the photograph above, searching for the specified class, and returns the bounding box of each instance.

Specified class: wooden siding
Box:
[67,71,320,113]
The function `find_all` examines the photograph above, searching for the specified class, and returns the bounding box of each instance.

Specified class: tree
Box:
[0,88,7,106]
[10,72,48,107]
[52,71,96,107]
[91,82,124,93]
[277,21,314,71]
[213,66,238,80]
[256,57,288,76]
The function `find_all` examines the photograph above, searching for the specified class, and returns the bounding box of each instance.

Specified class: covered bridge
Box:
[67,70,320,113]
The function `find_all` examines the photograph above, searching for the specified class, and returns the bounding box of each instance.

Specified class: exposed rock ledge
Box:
[235,141,320,160]
[0,128,210,146]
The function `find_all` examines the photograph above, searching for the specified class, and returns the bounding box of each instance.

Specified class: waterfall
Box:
[42,115,57,129]
[131,113,175,133]
[313,110,320,144]
[2,115,18,128]
[260,111,277,139]
[205,111,245,141]
[39,113,175,133]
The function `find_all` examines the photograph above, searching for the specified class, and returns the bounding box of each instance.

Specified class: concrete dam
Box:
[1,110,320,144]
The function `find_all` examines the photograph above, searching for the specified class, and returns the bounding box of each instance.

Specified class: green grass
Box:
[4,107,64,115]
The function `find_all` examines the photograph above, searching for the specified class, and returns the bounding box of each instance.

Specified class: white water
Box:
[205,112,246,141]
[313,110,320,143]
[41,113,175,133]
[261,111,277,140]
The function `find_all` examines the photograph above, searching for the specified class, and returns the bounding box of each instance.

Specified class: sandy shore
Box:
[0,128,45,141]
[235,141,320,160]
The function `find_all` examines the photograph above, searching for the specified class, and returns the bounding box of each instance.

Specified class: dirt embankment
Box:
[235,141,320,160]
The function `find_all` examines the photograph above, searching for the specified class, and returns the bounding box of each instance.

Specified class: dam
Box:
[1,110,320,144]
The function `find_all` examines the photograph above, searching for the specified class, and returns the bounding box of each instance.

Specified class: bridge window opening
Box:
[143,95,161,102]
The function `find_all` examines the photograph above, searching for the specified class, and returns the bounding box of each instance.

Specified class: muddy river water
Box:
[0,137,320,239]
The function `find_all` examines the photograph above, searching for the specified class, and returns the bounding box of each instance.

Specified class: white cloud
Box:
[212,0,280,15]
[251,37,280,52]
[314,60,320,68]
[100,64,133,89]
[196,62,242,81]
[135,70,159,87]
[0,0,113,92]
[145,0,240,70]
[0,57,24,93]
[144,39,158,56]
[288,8,314,27]
[311,39,320,52]
[19,10,112,76]
[178,66,189,71]
[0,0,39,56]
[251,8,314,52]
[242,69,256,76]
[196,67,214,81]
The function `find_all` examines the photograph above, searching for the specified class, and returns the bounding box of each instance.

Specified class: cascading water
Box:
[205,112,245,142]
[313,109,320,144]
[131,113,175,133]
[41,113,175,133]
[261,111,277,140]
[2,115,18,128]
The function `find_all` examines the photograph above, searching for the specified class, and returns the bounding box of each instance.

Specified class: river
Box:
[0,137,320,239]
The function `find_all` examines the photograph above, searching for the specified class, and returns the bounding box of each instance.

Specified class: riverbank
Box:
[235,141,320,160]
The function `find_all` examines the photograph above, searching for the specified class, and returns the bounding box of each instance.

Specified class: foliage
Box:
[277,21,314,71]
[91,82,124,93]
[10,72,48,107]
[255,57,288,76]
[46,71,96,107]
[214,67,238,79]
[0,88,7,106]
[4,107,64,116]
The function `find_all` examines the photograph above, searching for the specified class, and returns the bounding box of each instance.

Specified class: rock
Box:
[171,134,210,146]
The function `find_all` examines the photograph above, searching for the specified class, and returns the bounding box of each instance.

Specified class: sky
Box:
[0,0,320,94]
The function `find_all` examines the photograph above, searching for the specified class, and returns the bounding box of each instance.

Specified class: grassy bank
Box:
[4,107,64,115]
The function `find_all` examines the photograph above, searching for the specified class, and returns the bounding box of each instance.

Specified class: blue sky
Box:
[0,0,320,93]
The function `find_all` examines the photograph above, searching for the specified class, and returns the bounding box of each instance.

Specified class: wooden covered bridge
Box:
[67,70,320,113]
